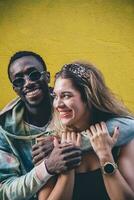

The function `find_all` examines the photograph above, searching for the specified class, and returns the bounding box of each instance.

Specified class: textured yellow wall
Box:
[0,0,134,111]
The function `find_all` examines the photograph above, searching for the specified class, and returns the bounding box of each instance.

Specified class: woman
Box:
[33,61,134,200]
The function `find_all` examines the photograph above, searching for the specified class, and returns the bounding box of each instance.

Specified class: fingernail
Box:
[117,126,119,130]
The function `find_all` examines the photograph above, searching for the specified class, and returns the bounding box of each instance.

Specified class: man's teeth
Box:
[26,89,40,96]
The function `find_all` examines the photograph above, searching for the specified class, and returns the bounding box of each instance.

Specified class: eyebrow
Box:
[62,91,72,94]
[54,91,73,95]
[15,67,37,78]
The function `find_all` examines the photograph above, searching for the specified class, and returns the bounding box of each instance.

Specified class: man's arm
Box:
[0,136,81,200]
[0,149,53,200]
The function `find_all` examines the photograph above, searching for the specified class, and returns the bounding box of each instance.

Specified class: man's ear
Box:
[13,85,16,91]
[45,71,50,84]
[13,85,19,95]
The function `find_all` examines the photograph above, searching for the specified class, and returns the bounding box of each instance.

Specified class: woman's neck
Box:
[66,121,91,132]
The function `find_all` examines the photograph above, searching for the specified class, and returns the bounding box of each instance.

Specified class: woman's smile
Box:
[53,77,90,129]
[58,110,73,119]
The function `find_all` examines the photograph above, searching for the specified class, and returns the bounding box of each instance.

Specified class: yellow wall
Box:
[0,0,134,111]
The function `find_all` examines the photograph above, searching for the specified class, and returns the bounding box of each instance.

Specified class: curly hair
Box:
[8,51,47,82]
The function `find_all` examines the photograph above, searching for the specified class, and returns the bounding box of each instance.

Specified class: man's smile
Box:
[25,88,41,97]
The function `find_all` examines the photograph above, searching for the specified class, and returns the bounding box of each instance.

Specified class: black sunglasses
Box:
[12,70,46,88]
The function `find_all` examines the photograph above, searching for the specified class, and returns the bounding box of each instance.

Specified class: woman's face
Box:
[53,77,90,130]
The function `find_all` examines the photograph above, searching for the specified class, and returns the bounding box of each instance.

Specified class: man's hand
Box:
[45,137,82,175]
[32,136,54,165]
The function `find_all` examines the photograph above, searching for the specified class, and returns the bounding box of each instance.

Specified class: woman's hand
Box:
[61,131,82,147]
[88,122,119,161]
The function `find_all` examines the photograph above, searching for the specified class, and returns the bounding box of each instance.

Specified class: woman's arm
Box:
[88,122,134,200]
[38,170,75,200]
[37,132,81,200]
[37,177,57,200]
[118,139,134,192]
[101,140,134,200]
[0,149,53,200]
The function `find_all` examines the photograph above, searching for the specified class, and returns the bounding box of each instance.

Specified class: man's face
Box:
[9,56,49,107]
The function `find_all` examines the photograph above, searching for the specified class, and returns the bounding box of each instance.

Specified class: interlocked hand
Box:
[88,122,119,160]
[46,136,82,174]
[32,136,54,165]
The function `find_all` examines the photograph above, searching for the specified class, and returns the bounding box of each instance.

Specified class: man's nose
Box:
[23,76,33,87]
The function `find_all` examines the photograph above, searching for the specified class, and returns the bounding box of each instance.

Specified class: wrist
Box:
[35,160,53,183]
[45,159,57,175]
[98,151,118,175]
[101,162,118,175]
[62,169,75,175]
[98,152,114,166]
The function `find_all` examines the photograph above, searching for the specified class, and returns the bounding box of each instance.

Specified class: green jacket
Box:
[0,98,52,200]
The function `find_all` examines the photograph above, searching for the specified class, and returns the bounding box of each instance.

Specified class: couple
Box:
[0,51,134,200]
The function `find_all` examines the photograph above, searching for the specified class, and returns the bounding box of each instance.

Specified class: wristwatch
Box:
[101,162,118,175]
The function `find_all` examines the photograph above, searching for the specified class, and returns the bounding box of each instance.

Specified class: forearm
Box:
[38,177,57,200]
[0,162,53,200]
[47,170,75,200]
[38,170,75,200]
[100,154,134,200]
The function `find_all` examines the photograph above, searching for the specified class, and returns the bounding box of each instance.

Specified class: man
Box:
[0,51,81,200]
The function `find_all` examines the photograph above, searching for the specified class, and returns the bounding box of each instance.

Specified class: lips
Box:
[24,88,43,100]
[58,110,72,118]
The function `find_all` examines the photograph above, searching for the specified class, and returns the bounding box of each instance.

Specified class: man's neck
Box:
[24,101,51,127]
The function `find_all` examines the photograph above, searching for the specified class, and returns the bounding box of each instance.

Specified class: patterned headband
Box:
[62,63,91,83]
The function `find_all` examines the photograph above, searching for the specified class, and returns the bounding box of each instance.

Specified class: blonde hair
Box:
[49,61,133,133]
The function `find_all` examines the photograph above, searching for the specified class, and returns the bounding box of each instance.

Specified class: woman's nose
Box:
[53,98,64,108]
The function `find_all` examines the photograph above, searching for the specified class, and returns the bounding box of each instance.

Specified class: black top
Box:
[72,169,110,200]
[72,148,120,200]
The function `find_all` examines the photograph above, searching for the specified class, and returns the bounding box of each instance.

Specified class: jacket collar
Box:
[0,97,21,116]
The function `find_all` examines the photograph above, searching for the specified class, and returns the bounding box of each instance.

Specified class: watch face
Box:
[104,163,115,174]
